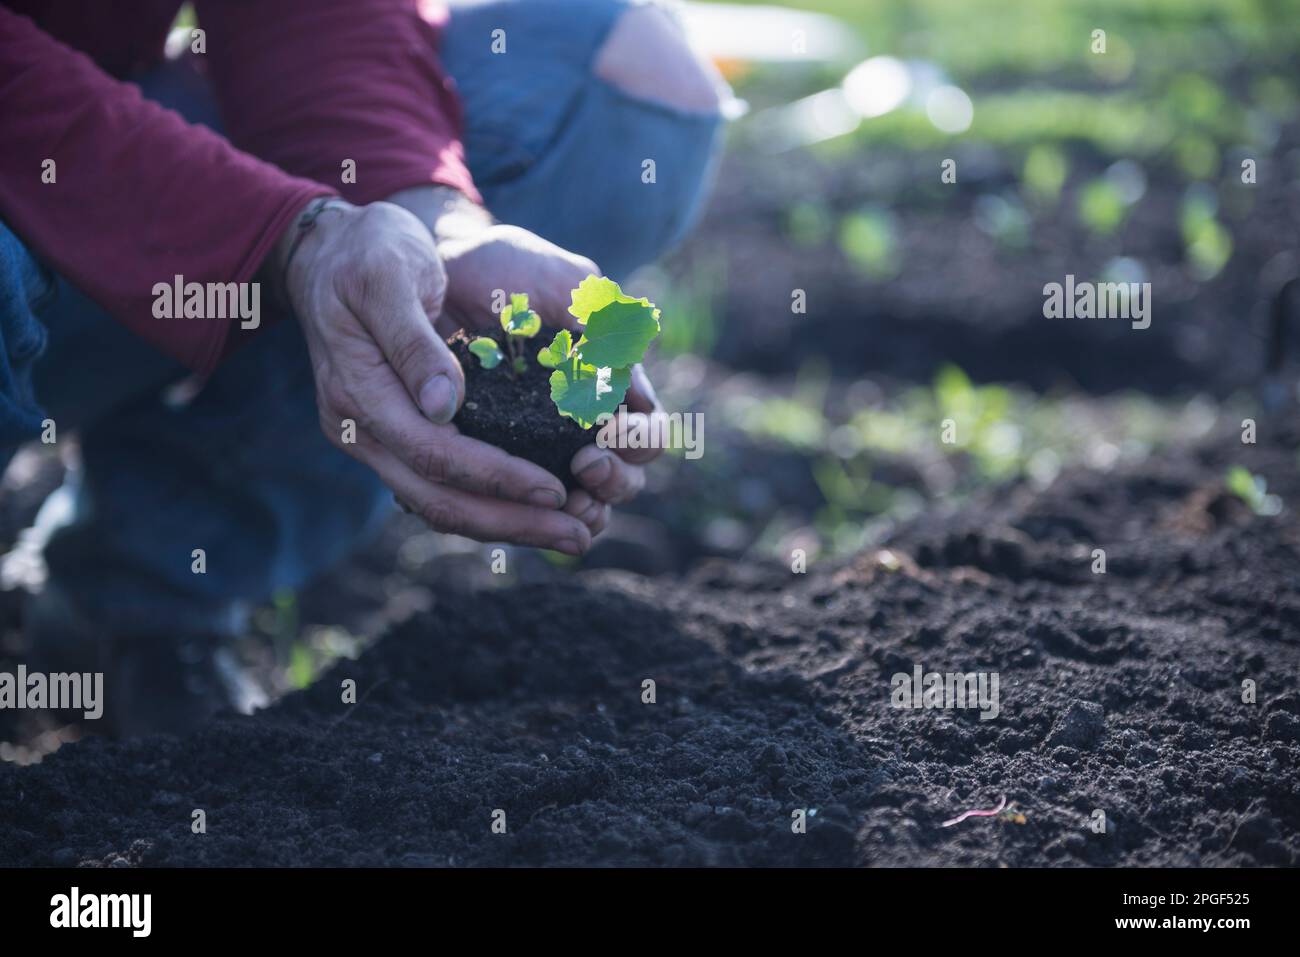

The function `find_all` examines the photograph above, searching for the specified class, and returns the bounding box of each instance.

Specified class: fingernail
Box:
[418,374,458,424]
[577,453,612,484]
[529,487,565,508]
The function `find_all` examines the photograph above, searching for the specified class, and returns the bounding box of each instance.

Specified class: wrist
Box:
[271,196,354,312]
[387,184,493,245]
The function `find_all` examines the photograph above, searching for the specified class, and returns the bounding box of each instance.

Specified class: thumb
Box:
[373,298,466,425]
[344,230,464,424]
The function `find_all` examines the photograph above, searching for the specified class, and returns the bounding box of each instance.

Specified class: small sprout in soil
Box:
[466,278,660,429]
[468,337,505,369]
[470,292,544,377]
[1225,465,1282,516]
[540,276,660,429]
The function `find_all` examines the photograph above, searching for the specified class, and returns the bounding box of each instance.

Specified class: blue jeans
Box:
[0,0,722,636]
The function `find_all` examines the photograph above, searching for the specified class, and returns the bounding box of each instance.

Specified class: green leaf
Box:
[288,643,314,690]
[549,364,630,430]
[500,293,542,339]
[537,329,572,368]
[1225,465,1261,506]
[575,299,660,369]
[468,337,504,369]
[510,310,541,338]
[553,276,657,425]
[568,276,627,324]
[567,275,658,325]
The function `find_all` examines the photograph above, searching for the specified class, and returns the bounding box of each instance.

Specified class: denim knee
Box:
[43,317,396,637]
[0,220,54,466]
[442,0,726,278]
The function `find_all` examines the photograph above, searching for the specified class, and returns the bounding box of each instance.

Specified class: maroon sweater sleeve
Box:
[0,7,334,374]
[196,0,480,206]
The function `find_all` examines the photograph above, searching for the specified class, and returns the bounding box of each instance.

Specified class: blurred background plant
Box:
[599,0,1298,568]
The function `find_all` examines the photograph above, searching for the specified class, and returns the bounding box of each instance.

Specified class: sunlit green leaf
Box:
[549,364,630,430]
[469,337,504,369]
[500,292,542,338]
[568,275,655,324]
[537,329,572,368]
[288,643,314,690]
[508,309,541,337]
[576,300,660,369]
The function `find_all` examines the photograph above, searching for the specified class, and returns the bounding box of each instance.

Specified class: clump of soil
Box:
[2,430,1296,867]
[449,332,594,487]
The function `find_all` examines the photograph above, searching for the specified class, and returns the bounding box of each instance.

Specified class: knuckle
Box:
[319,377,353,415]
[611,468,645,504]
[417,496,464,535]
[477,474,506,502]
[477,466,513,502]
[387,331,431,379]
[442,449,514,500]
[413,446,449,484]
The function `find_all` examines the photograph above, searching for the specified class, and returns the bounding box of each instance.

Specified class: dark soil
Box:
[450,332,593,486]
[3,427,1296,867]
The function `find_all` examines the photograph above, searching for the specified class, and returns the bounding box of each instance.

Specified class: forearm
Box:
[197,0,479,206]
[0,7,333,374]
[387,185,493,244]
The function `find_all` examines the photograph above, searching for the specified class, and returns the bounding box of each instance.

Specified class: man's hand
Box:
[388,186,666,528]
[273,198,596,555]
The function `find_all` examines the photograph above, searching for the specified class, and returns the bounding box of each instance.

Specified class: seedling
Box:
[467,277,661,430]
[469,293,543,377]
[1225,465,1282,516]
[539,277,660,429]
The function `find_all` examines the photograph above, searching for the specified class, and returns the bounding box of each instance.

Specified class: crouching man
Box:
[0,0,728,734]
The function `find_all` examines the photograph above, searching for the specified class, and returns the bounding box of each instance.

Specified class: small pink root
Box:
[941,794,1008,828]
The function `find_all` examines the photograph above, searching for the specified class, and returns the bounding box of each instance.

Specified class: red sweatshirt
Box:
[0,0,477,374]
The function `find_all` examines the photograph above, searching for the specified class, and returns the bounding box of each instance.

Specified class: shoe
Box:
[24,583,266,737]
[99,632,266,737]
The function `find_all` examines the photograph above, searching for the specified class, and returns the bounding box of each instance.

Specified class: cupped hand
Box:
[387,186,668,521]
[275,198,594,554]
